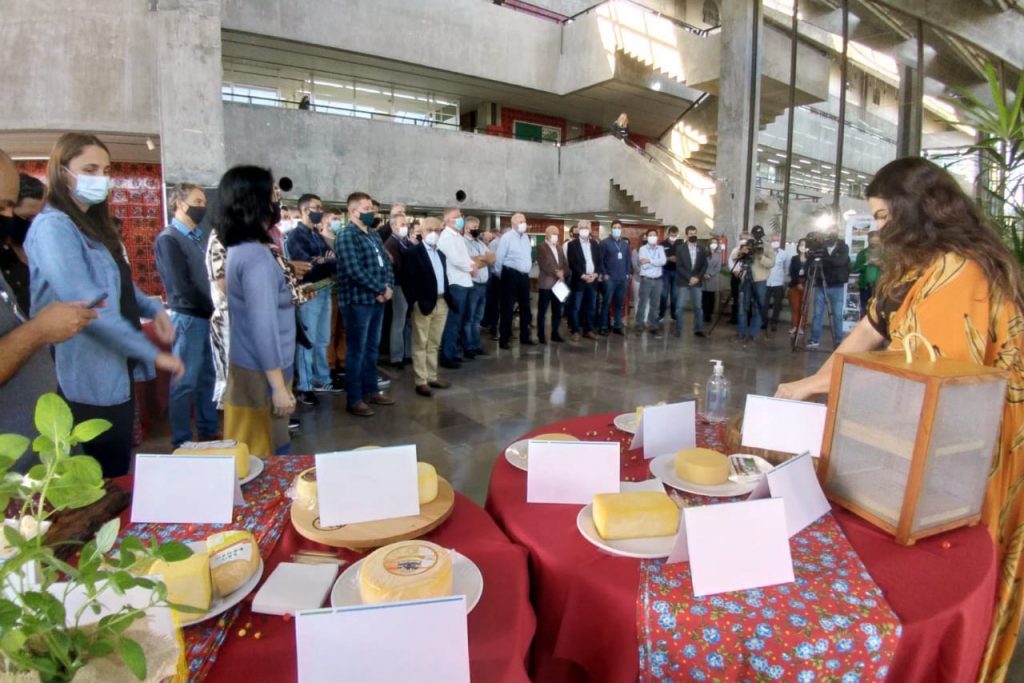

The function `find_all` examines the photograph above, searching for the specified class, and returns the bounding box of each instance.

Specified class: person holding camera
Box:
[806,229,850,349]
[729,226,775,342]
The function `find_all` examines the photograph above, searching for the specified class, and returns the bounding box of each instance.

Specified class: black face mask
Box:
[371,216,381,229]
[185,205,207,227]
[270,202,282,226]
[688,235,697,243]
[308,210,323,226]
[0,215,31,246]
[470,229,480,239]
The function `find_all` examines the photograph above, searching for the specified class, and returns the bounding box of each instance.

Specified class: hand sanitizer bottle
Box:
[704,359,729,423]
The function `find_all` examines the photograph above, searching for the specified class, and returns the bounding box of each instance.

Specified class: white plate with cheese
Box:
[180,541,264,627]
[239,456,264,486]
[613,413,639,434]
[330,550,484,614]
[504,433,580,471]
[576,505,676,559]
[649,454,760,498]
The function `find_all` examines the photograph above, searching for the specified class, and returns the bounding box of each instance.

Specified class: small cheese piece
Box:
[359,540,453,605]
[148,552,212,620]
[675,448,730,485]
[417,463,439,505]
[592,491,680,540]
[635,406,645,423]
[207,530,259,597]
[296,467,318,510]
[173,440,250,479]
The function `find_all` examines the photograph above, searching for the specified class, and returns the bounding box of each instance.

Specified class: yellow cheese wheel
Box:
[532,433,579,442]
[359,540,453,605]
[296,467,318,509]
[173,440,250,479]
[148,552,212,621]
[674,448,730,485]
[417,463,439,505]
[592,491,680,540]
[207,530,259,597]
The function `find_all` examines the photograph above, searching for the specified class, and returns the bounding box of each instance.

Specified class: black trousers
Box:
[64,394,135,477]
[482,276,500,331]
[702,290,716,323]
[499,270,532,344]
[537,288,563,342]
[766,285,786,328]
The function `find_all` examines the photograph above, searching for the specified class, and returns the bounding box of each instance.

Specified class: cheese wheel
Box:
[207,530,259,597]
[674,448,730,485]
[592,491,680,540]
[296,467,318,509]
[148,552,212,620]
[359,540,453,605]
[298,465,440,509]
[173,440,250,479]
[417,463,439,505]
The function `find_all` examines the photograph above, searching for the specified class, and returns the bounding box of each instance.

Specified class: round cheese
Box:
[207,530,259,597]
[417,462,439,505]
[675,448,730,485]
[296,467,318,510]
[358,540,453,605]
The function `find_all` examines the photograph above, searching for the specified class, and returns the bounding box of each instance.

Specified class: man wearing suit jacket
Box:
[566,221,603,342]
[536,224,569,344]
[401,217,454,397]
[673,224,708,337]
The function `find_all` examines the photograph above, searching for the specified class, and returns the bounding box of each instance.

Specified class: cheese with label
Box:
[417,462,438,505]
[148,552,212,620]
[173,440,250,479]
[358,540,453,605]
[592,491,680,540]
[207,530,259,597]
[296,467,318,510]
[674,448,730,485]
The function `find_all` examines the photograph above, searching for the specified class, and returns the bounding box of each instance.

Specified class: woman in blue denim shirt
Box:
[25,133,184,476]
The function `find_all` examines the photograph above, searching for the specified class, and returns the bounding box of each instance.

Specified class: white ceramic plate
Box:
[180,541,264,627]
[576,504,677,559]
[504,434,581,472]
[239,456,264,486]
[649,454,760,498]
[330,550,483,614]
[613,413,639,434]
[727,454,774,484]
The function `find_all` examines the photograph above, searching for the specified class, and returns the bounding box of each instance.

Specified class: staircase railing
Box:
[492,0,720,36]
[657,91,711,139]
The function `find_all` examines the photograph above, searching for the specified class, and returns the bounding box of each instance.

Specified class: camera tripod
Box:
[791,255,841,352]
[707,255,766,339]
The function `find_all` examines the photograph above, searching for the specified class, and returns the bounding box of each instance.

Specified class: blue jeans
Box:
[659,269,678,319]
[570,282,598,333]
[441,284,471,361]
[341,302,385,406]
[168,312,218,447]
[464,282,487,352]
[602,279,628,331]
[296,286,332,391]
[738,280,767,338]
[811,285,847,345]
[673,285,704,334]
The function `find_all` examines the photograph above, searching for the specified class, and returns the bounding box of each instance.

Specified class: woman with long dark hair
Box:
[215,166,296,457]
[25,133,183,476]
[777,156,1024,681]
[787,237,808,336]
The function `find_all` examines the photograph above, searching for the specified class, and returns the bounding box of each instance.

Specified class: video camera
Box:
[738,225,766,261]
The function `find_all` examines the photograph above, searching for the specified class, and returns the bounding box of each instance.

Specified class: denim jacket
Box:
[25,205,163,406]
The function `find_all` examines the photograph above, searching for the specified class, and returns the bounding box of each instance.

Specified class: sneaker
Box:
[313,381,344,394]
[789,327,797,335]
[377,374,392,390]
[288,417,301,432]
[806,340,820,349]
[298,391,319,406]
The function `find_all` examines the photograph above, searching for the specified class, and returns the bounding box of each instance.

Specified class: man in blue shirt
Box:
[599,220,632,335]
[494,212,535,350]
[154,182,218,448]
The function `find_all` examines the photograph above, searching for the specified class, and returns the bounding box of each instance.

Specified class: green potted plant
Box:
[0,393,195,682]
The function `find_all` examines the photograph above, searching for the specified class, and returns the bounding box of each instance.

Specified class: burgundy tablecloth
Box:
[485,413,997,683]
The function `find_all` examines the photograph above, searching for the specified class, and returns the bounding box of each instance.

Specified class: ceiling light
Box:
[651,81,662,91]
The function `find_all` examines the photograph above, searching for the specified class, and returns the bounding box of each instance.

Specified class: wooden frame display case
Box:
[819,336,1008,545]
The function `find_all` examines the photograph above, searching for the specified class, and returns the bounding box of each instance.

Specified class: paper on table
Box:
[252,562,338,616]
[683,498,795,597]
[296,597,470,683]
[742,395,828,457]
[526,440,620,504]
[131,454,235,524]
[552,280,570,303]
[747,452,831,537]
[629,401,697,459]
[315,446,420,527]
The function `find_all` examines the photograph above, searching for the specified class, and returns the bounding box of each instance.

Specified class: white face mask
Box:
[279,219,296,232]
[517,222,528,234]
[579,229,590,239]
[548,235,558,244]
[647,235,658,245]
[424,232,439,247]
[709,243,719,252]
[398,226,409,238]
[771,241,780,249]
[668,235,677,243]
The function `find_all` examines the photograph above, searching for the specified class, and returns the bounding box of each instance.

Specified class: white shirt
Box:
[767,248,788,287]
[437,226,474,288]
[580,238,595,274]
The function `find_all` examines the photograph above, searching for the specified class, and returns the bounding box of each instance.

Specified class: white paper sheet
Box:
[296,597,470,683]
[629,401,697,459]
[315,446,420,527]
[252,562,338,616]
[130,454,235,524]
[741,395,828,457]
[526,440,620,504]
[747,452,831,537]
[552,280,570,302]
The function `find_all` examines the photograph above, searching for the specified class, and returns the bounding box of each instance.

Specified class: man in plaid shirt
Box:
[335,192,396,417]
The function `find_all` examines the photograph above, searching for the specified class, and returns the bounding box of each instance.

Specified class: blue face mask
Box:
[329,219,343,234]
[454,216,465,231]
[358,211,376,227]
[611,228,622,239]
[308,210,323,226]
[66,169,110,206]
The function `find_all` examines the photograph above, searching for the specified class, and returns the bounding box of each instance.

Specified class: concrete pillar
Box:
[153,0,225,186]
[713,0,763,241]
[896,64,923,158]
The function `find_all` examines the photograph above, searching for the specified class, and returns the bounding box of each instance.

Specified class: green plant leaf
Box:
[71,418,112,445]
[32,434,55,457]
[22,590,65,624]
[34,392,73,442]
[0,434,29,461]
[154,541,194,563]
[94,518,120,555]
[89,639,115,658]
[0,628,26,655]
[0,599,21,629]
[118,636,147,681]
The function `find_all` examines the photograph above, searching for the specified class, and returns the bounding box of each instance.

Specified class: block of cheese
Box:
[148,551,212,621]
[173,440,250,479]
[635,406,645,423]
[417,462,439,505]
[592,491,680,540]
[207,530,260,597]
[359,540,453,605]
[675,448,730,485]
[296,467,318,510]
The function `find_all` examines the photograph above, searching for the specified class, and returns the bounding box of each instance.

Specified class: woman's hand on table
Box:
[152,310,176,346]
[775,377,821,401]
[156,352,185,381]
[272,386,296,417]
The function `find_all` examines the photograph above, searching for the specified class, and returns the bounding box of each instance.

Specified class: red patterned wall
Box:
[16,161,166,297]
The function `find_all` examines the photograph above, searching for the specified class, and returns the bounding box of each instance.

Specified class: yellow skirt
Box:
[223,364,289,458]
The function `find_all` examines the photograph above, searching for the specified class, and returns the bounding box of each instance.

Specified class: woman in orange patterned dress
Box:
[777,157,1024,683]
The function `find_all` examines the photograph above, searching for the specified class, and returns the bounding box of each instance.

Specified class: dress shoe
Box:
[346,402,375,417]
[439,358,462,369]
[650,328,662,337]
[570,333,581,342]
[499,342,512,350]
[694,331,706,338]
[582,332,597,340]
[612,327,624,336]
[367,392,395,406]
[463,350,478,360]
[521,339,538,346]
[598,329,609,336]
[298,391,319,406]
[551,335,565,343]
[634,327,644,336]
[473,347,489,356]
[415,385,433,397]
[428,379,451,389]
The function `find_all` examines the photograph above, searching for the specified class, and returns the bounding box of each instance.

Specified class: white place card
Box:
[742,395,828,457]
[621,478,667,493]
[747,452,831,537]
[552,280,571,303]
[130,454,235,524]
[252,562,338,616]
[296,597,470,683]
[315,446,419,527]
[526,440,620,504]
[630,401,696,459]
